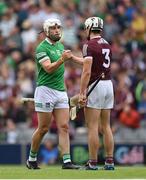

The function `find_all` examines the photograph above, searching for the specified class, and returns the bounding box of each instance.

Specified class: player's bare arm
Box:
[71,54,84,65]
[79,57,92,106]
[41,50,71,73]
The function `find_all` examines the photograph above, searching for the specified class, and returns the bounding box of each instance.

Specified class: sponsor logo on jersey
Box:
[56,50,61,56]
[50,50,56,55]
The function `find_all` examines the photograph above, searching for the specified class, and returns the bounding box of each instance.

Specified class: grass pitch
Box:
[0,165,145,179]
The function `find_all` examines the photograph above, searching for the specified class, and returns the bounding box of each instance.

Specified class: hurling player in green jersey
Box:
[26,18,80,170]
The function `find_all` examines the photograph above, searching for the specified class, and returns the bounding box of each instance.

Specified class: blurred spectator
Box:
[124,0,137,24]
[21,20,37,53]
[104,14,120,42]
[7,50,23,72]
[6,99,27,129]
[135,75,146,103]
[131,11,146,42]
[63,17,78,49]
[137,90,146,120]
[116,4,128,32]
[119,104,140,129]
[17,65,34,97]
[0,1,7,16]
[0,0,146,144]
[6,119,18,144]
[5,27,22,50]
[40,139,59,165]
[0,8,17,38]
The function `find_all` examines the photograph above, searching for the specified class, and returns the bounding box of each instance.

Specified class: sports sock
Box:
[28,150,37,161]
[63,154,71,164]
[89,159,98,166]
[105,157,114,164]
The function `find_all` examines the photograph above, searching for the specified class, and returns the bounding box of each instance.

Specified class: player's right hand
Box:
[78,93,87,107]
[62,50,72,61]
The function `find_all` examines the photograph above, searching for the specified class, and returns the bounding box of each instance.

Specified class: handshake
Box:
[61,50,74,62]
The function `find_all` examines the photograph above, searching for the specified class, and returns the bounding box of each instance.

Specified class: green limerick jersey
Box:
[35,38,65,91]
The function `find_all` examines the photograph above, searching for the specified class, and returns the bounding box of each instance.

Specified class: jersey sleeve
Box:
[35,46,50,64]
[82,43,93,58]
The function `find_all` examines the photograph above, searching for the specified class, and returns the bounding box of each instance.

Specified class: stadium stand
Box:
[0,0,146,146]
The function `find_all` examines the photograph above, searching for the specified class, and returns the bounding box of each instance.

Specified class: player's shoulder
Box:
[82,41,89,56]
[90,37,109,45]
[97,37,109,45]
[36,40,47,52]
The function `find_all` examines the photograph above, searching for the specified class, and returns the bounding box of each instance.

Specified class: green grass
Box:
[0,165,145,179]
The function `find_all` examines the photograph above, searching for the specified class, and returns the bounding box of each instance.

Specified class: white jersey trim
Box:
[90,35,101,39]
[39,56,50,63]
[82,44,88,57]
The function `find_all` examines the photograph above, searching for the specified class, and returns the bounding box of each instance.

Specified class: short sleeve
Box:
[35,46,50,64]
[82,43,93,58]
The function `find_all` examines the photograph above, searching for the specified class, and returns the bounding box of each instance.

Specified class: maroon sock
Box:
[89,159,98,166]
[105,157,114,164]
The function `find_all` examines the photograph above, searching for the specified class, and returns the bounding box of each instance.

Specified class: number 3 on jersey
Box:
[102,49,110,68]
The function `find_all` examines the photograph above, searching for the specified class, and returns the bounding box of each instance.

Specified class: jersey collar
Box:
[90,35,101,39]
[45,38,53,45]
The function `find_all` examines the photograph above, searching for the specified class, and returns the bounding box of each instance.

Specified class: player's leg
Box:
[84,107,101,170]
[27,112,52,169]
[82,81,103,170]
[54,108,80,169]
[100,109,114,170]
[30,112,52,155]
[27,86,54,169]
[54,108,70,156]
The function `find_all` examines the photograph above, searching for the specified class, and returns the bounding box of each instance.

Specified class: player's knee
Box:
[101,124,110,133]
[58,123,69,133]
[38,126,49,135]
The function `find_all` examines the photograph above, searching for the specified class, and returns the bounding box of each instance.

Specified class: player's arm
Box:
[78,56,92,106]
[80,56,93,94]
[39,50,71,73]
[41,57,63,73]
[71,54,83,65]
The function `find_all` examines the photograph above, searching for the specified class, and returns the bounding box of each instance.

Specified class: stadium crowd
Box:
[0,0,146,145]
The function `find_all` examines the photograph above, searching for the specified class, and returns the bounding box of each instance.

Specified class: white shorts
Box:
[34,86,69,112]
[87,80,114,109]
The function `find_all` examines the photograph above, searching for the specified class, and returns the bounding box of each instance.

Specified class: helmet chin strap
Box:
[38,30,44,34]
[87,23,94,40]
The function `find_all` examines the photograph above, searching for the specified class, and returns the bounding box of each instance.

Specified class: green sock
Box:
[63,154,71,164]
[29,150,37,161]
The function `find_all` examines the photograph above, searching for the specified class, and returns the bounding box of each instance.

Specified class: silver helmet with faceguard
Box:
[84,17,103,31]
[43,18,62,35]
